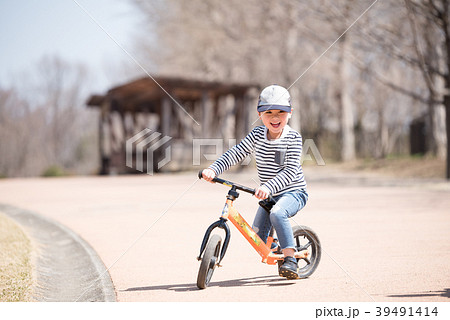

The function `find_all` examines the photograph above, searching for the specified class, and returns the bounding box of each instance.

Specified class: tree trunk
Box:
[428,98,447,159]
[445,94,450,179]
[377,105,389,158]
[339,34,356,161]
[443,0,450,179]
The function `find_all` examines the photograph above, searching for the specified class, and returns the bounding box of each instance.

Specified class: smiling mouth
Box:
[271,122,281,128]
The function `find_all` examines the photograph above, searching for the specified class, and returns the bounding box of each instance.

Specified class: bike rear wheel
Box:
[197,234,222,289]
[293,225,321,278]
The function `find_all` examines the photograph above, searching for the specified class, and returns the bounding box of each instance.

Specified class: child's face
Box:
[258,109,291,137]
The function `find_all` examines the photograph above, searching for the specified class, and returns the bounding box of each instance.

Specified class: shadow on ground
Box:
[123,275,299,293]
[387,288,450,299]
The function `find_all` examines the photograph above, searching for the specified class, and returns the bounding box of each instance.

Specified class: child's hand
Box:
[202,169,216,183]
[254,186,271,200]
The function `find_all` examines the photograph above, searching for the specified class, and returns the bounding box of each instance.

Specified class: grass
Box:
[0,212,33,302]
[334,155,446,179]
[41,165,67,177]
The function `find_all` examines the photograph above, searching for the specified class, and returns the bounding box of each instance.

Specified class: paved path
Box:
[0,168,449,302]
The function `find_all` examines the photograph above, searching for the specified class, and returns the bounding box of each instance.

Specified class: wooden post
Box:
[222,94,235,141]
[202,91,213,137]
[161,96,172,137]
[175,100,194,141]
[109,111,125,154]
[245,87,258,132]
[234,94,245,140]
[99,99,111,175]
[193,99,203,138]
[289,86,301,132]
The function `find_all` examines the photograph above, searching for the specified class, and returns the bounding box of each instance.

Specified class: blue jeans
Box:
[252,190,308,250]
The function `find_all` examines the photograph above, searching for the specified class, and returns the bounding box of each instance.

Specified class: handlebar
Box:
[198,170,274,202]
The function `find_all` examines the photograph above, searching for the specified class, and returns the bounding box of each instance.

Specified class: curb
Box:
[0,204,116,302]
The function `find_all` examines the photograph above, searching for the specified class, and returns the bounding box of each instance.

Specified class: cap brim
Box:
[257,105,291,112]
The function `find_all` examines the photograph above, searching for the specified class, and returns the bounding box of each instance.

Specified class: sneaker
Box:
[279,257,299,279]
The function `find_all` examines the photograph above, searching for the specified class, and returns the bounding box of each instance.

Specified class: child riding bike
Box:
[201,84,308,279]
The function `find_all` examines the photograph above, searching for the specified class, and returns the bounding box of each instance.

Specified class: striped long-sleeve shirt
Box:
[209,125,306,196]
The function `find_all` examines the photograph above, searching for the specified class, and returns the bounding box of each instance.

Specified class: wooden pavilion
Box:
[87,76,259,174]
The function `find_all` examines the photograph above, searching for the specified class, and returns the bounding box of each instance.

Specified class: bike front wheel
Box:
[197,234,222,289]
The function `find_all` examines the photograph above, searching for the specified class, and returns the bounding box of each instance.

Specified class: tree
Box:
[404,0,450,178]
[130,0,447,173]
[0,56,97,177]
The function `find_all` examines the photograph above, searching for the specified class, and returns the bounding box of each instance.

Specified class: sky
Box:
[0,0,146,92]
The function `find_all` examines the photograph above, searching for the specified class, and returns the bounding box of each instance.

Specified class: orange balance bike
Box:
[196,170,321,289]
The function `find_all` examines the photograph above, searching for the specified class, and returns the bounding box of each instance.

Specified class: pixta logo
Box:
[192,138,325,166]
[126,129,172,175]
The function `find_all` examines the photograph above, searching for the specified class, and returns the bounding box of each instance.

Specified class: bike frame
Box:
[197,173,308,266]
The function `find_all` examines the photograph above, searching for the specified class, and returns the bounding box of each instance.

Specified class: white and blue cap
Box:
[257,84,292,113]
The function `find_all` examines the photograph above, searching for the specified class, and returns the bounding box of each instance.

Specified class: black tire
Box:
[197,234,222,289]
[278,225,321,278]
[293,225,321,278]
